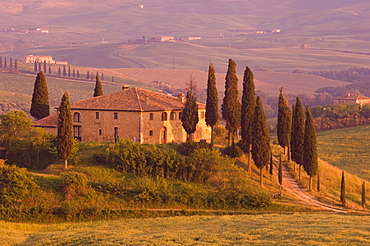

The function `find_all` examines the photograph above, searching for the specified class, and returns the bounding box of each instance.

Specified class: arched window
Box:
[73,112,81,122]
[162,112,168,121]
[170,111,176,120]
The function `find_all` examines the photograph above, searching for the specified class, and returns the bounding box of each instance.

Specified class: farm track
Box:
[110,50,145,68]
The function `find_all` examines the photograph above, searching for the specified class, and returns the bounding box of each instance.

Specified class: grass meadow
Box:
[317,125,370,181]
[2,213,370,245]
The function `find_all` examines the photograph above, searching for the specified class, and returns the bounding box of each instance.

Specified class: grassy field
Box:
[2,213,370,245]
[317,125,370,181]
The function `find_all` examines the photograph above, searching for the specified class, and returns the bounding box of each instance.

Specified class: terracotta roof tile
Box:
[34,112,57,128]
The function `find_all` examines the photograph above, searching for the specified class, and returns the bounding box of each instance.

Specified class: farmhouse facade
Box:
[333,94,370,106]
[34,87,211,144]
[22,55,56,64]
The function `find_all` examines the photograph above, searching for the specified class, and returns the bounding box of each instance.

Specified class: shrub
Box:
[222,144,243,158]
[0,165,39,207]
[177,141,211,156]
[60,171,88,199]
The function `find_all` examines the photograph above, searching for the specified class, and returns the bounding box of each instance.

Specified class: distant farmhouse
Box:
[34,87,211,144]
[333,93,370,106]
[22,55,68,65]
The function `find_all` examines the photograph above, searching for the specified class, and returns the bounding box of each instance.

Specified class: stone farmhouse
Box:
[333,94,370,106]
[34,87,211,144]
[22,55,56,64]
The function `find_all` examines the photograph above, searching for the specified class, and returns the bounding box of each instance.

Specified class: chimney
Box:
[177,93,185,103]
[122,85,129,90]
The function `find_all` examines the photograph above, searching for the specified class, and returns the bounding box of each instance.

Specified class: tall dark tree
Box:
[58,67,61,77]
[4,58,7,68]
[303,105,318,190]
[30,71,50,120]
[340,171,346,207]
[76,69,80,78]
[43,60,46,72]
[68,65,71,77]
[362,181,366,210]
[9,58,13,68]
[205,63,218,147]
[221,59,241,145]
[252,96,271,186]
[317,171,321,192]
[241,66,256,172]
[277,87,291,155]
[34,61,37,72]
[63,65,66,76]
[57,92,74,170]
[14,59,18,70]
[72,69,75,77]
[112,76,114,82]
[38,63,42,72]
[93,73,103,97]
[101,73,104,81]
[291,97,305,180]
[0,56,2,68]
[86,71,90,80]
[181,76,199,142]
[269,150,273,181]
[278,153,283,186]
[48,65,51,74]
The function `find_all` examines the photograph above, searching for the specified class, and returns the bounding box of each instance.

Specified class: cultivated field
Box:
[2,213,370,245]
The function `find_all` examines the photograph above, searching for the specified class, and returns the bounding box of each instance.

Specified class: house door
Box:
[160,127,167,144]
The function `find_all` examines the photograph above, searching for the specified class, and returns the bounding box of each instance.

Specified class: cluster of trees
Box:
[0,56,18,70]
[311,103,370,131]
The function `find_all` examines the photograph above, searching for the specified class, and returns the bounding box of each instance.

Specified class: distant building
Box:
[22,55,56,64]
[34,87,210,144]
[157,35,175,42]
[188,37,201,41]
[333,94,370,106]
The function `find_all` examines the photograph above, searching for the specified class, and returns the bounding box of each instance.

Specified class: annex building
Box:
[34,87,211,144]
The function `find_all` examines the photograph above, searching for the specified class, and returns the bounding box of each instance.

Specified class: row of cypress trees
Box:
[0,56,18,70]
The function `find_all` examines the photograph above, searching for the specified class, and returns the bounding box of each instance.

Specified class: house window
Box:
[73,126,82,141]
[150,113,154,120]
[162,112,168,121]
[170,111,176,120]
[114,112,118,119]
[96,112,100,119]
[73,112,81,122]
[99,129,102,135]
[114,127,119,142]
[149,130,153,136]
[200,111,205,118]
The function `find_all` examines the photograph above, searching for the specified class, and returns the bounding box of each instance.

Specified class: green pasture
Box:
[2,213,370,245]
[317,125,370,181]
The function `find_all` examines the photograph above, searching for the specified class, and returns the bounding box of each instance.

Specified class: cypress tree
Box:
[317,171,321,192]
[63,65,66,76]
[252,96,271,186]
[93,73,103,97]
[112,76,114,82]
[68,65,71,77]
[181,77,199,142]
[48,65,51,74]
[30,71,50,120]
[4,58,7,68]
[277,87,291,155]
[241,66,256,173]
[38,63,42,72]
[57,92,74,169]
[340,171,346,207]
[0,56,2,68]
[221,59,241,145]
[362,181,366,210]
[9,58,12,68]
[303,105,318,190]
[86,71,90,80]
[43,60,46,72]
[77,69,80,78]
[73,69,75,77]
[34,62,37,72]
[292,97,305,180]
[58,67,61,77]
[14,59,18,70]
[205,63,218,147]
[101,73,104,81]
[269,151,273,181]
[278,153,283,186]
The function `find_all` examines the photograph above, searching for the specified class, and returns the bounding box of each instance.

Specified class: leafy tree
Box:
[0,111,33,158]
[340,171,346,207]
[30,71,50,120]
[291,97,305,180]
[252,96,271,186]
[93,73,103,97]
[277,87,291,155]
[362,181,366,210]
[241,66,256,172]
[205,63,218,146]
[221,59,241,145]
[181,76,199,142]
[303,105,318,190]
[57,92,74,169]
